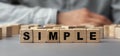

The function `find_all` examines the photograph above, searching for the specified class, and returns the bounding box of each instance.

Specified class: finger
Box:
[90,12,112,25]
[88,18,109,25]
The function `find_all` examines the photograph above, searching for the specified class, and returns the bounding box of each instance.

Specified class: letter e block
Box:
[87,28,100,43]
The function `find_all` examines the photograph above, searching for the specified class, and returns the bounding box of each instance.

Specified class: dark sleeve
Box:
[111,0,120,23]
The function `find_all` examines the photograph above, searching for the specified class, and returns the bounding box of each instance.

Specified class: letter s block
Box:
[87,28,100,43]
[20,29,33,43]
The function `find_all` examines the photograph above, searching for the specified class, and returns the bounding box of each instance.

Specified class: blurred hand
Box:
[57,8,112,26]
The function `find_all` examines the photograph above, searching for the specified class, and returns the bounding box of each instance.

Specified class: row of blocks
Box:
[104,24,120,39]
[20,24,101,43]
[0,24,20,39]
[0,24,120,43]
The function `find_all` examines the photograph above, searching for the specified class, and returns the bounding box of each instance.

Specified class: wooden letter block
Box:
[60,29,74,43]
[20,29,33,43]
[74,28,87,43]
[87,28,100,43]
[2,25,12,37]
[104,25,109,39]
[0,27,2,39]
[7,26,12,37]
[115,27,120,39]
[33,29,47,43]
[109,24,117,39]
[93,27,104,39]
[47,29,60,43]
[97,27,104,39]
[11,24,21,35]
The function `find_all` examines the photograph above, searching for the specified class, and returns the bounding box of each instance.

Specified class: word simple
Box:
[20,28,100,43]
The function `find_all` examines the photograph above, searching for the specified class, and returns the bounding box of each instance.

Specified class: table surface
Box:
[0,36,120,56]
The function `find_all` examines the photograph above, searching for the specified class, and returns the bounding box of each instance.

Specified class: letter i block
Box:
[33,29,47,43]
[87,28,100,43]
[74,28,87,43]
[20,29,33,43]
[60,29,74,43]
[47,29,60,43]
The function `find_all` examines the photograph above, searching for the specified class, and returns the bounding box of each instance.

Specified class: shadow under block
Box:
[87,28,100,43]
[60,29,75,43]
[11,24,20,35]
[115,27,120,39]
[20,29,33,43]
[33,29,47,43]
[74,28,87,43]
[47,29,60,43]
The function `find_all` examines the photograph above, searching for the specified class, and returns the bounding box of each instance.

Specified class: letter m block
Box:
[47,29,60,43]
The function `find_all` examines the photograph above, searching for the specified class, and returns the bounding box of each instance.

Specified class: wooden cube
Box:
[98,27,104,39]
[11,24,21,35]
[33,29,47,43]
[44,24,61,29]
[29,24,41,29]
[0,27,2,39]
[104,25,109,39]
[87,28,100,43]
[30,27,38,29]
[61,25,77,29]
[84,25,95,28]
[93,27,104,39]
[29,24,41,27]
[2,25,12,37]
[109,24,117,39]
[47,29,60,43]
[76,26,86,28]
[61,26,70,29]
[7,26,12,37]
[53,27,62,29]
[20,29,33,43]
[20,25,30,29]
[115,27,120,39]
[60,29,75,43]
[74,28,87,43]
